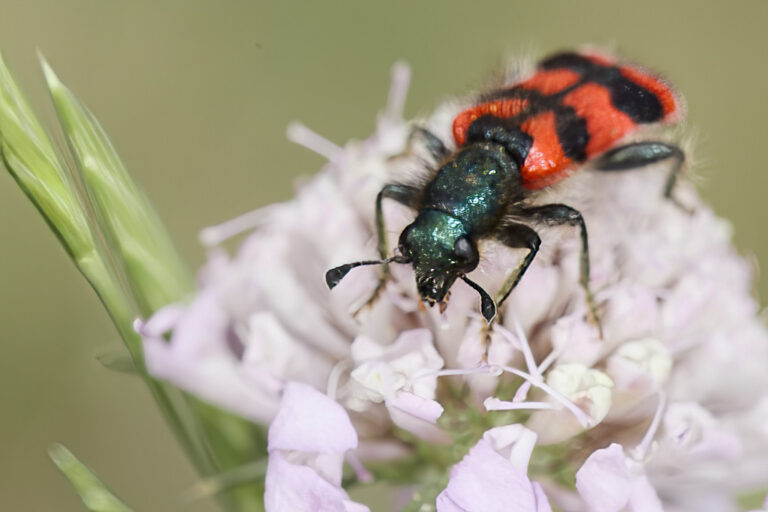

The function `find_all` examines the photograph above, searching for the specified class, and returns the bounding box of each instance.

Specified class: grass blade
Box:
[41,56,193,316]
[0,51,218,481]
[49,443,133,512]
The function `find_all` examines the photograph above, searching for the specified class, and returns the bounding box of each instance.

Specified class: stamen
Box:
[199,206,274,247]
[407,364,502,387]
[484,397,556,411]
[384,61,411,122]
[432,365,503,378]
[498,364,592,427]
[412,361,590,426]
[505,318,541,379]
[505,318,565,403]
[631,391,667,461]
[286,122,341,161]
[512,382,532,403]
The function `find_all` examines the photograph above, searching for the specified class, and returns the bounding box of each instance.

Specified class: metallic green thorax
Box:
[421,142,520,233]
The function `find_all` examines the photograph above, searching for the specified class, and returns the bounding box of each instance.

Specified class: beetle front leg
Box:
[356,183,421,313]
[494,222,542,313]
[515,203,602,336]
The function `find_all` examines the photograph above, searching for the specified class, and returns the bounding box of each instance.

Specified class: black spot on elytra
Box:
[539,52,596,73]
[553,105,589,162]
[596,68,664,123]
[539,52,665,123]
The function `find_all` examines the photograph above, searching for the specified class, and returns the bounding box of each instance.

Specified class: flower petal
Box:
[575,444,632,512]
[269,382,357,454]
[575,443,662,512]
[386,390,444,423]
[437,440,546,512]
[265,452,369,512]
[437,425,549,512]
[143,293,280,422]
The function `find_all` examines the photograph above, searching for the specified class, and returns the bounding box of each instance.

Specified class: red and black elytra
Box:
[453,51,682,189]
[325,51,686,328]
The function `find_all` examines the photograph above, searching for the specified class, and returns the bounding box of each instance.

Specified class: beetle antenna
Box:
[325,255,410,289]
[460,275,497,324]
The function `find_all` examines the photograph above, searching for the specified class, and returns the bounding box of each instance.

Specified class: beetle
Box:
[325,51,685,326]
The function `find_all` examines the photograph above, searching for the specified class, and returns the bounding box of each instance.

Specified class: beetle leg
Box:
[494,222,542,314]
[408,126,450,162]
[355,183,420,314]
[375,184,421,258]
[592,141,688,210]
[513,203,602,336]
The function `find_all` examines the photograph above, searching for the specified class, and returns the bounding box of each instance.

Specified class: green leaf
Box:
[41,56,193,317]
[49,443,133,512]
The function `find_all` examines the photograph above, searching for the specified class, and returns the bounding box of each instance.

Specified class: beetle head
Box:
[325,207,496,323]
[398,210,479,306]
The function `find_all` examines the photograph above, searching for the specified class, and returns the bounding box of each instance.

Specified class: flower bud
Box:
[528,363,614,444]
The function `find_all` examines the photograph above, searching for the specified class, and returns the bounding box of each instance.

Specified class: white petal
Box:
[575,444,632,512]
[386,403,450,443]
[576,444,662,512]
[435,492,464,512]
[143,293,280,422]
[265,452,369,512]
[244,312,333,391]
[606,338,671,393]
[268,382,357,453]
[627,469,663,512]
[386,391,444,423]
[482,424,538,474]
[134,303,185,337]
[456,319,514,396]
[348,328,444,414]
[438,440,546,512]
[550,311,602,366]
[532,482,553,512]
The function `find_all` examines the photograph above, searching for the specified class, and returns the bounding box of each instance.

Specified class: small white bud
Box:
[528,363,614,444]
[607,338,672,393]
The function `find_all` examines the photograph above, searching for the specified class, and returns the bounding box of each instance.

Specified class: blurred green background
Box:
[1,1,766,510]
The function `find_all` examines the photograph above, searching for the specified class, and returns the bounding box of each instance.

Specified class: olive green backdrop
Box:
[1,1,766,510]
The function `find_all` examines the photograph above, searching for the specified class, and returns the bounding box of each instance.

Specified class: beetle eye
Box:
[453,236,475,263]
[398,224,414,257]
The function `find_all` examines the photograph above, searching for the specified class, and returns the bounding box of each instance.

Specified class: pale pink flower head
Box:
[138,60,768,510]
